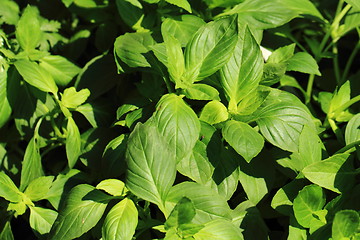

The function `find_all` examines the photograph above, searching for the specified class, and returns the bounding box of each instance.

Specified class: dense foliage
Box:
[0,0,360,239]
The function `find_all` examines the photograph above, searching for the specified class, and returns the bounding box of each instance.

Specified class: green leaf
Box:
[161,15,205,47]
[181,84,220,101]
[0,171,22,202]
[76,102,111,128]
[193,219,244,240]
[345,113,360,145]
[261,62,287,86]
[165,197,196,229]
[287,52,321,76]
[222,120,264,162]
[0,221,14,240]
[219,25,263,110]
[102,198,138,240]
[340,8,360,37]
[0,0,19,25]
[116,0,144,30]
[253,88,315,152]
[15,6,42,51]
[267,44,295,63]
[114,32,155,70]
[154,94,200,162]
[223,0,298,29]
[0,70,12,128]
[302,153,356,193]
[290,124,323,171]
[20,136,44,191]
[24,176,54,202]
[126,122,176,209]
[61,87,90,109]
[49,184,110,240]
[14,60,58,94]
[96,179,126,197]
[66,117,81,169]
[177,140,214,184]
[332,210,360,240]
[166,182,232,224]
[39,55,81,87]
[29,206,57,235]
[293,185,326,228]
[281,0,324,20]
[199,100,228,125]
[183,15,238,84]
[344,0,360,10]
[165,0,192,13]
[162,32,185,86]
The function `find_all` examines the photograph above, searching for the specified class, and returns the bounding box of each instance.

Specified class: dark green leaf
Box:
[165,197,196,229]
[165,0,192,13]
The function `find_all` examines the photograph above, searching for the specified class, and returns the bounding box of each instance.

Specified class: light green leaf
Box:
[24,176,54,202]
[222,120,264,162]
[287,52,321,76]
[332,210,360,240]
[345,113,360,145]
[291,124,322,171]
[200,100,228,125]
[29,206,57,235]
[0,221,14,240]
[166,182,232,224]
[49,184,110,240]
[223,0,298,29]
[181,84,220,101]
[96,179,126,197]
[281,0,324,20]
[293,185,326,228]
[15,6,42,51]
[253,88,315,152]
[267,44,295,63]
[162,33,185,85]
[193,219,244,240]
[302,153,356,193]
[0,70,11,128]
[66,117,81,169]
[161,15,205,47]
[39,55,81,87]
[220,25,263,110]
[177,140,214,184]
[14,60,58,94]
[61,87,90,109]
[154,94,200,162]
[183,15,238,84]
[102,198,138,240]
[126,122,176,209]
[340,8,360,37]
[0,0,19,25]
[0,171,22,202]
[344,0,360,10]
[20,136,44,191]
[165,0,192,12]
[114,32,155,70]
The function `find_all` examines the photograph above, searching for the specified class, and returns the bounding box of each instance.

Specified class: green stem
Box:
[335,140,360,154]
[332,44,341,84]
[332,95,360,116]
[51,117,64,139]
[305,74,315,104]
[341,41,360,83]
[328,118,345,144]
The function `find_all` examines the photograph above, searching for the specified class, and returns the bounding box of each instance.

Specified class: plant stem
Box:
[341,41,360,83]
[332,44,341,84]
[335,140,360,154]
[328,118,345,144]
[305,74,315,104]
[333,95,360,116]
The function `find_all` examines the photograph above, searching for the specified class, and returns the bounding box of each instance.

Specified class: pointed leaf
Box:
[302,153,356,193]
[126,122,176,209]
[154,94,200,162]
[61,87,90,109]
[287,52,321,76]
[102,198,138,240]
[14,60,58,94]
[165,0,192,12]
[183,15,238,83]
[219,25,263,108]
[20,137,44,191]
[222,120,264,162]
[0,172,22,202]
[96,179,126,197]
[49,184,110,240]
[66,117,81,169]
